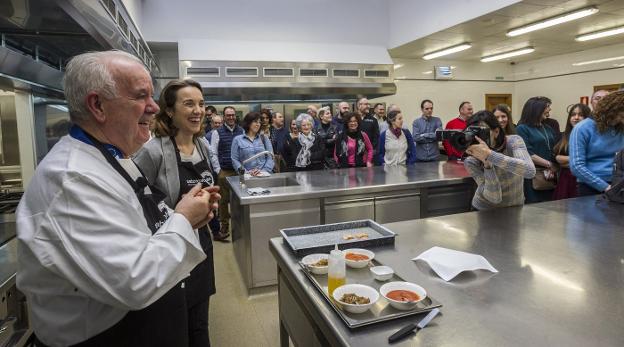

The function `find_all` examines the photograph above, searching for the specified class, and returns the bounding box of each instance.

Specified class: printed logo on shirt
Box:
[153,200,171,230]
[185,170,215,187]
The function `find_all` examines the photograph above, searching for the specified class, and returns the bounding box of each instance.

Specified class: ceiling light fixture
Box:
[576,25,624,41]
[422,43,472,60]
[507,6,599,37]
[572,56,624,66]
[481,47,535,62]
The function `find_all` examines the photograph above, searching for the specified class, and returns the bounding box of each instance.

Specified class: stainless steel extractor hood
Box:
[0,0,159,91]
[181,60,396,102]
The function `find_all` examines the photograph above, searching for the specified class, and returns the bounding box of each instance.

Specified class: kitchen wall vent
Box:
[187,67,220,77]
[300,68,329,77]
[225,67,259,77]
[333,69,360,78]
[263,68,294,77]
[364,70,390,78]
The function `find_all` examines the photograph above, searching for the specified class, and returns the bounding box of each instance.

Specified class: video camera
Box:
[435,126,490,152]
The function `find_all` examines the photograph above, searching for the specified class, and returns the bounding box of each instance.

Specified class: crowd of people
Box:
[14,49,624,347]
[203,89,624,214]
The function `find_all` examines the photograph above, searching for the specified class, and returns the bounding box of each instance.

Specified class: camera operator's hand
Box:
[466,137,492,163]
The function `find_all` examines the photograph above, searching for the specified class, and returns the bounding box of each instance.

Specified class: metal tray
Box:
[300,258,442,329]
[280,219,395,256]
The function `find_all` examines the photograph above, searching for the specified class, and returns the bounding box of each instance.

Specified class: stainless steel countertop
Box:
[270,196,624,346]
[227,162,472,205]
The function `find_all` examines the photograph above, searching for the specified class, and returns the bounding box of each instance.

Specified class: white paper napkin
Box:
[412,246,498,281]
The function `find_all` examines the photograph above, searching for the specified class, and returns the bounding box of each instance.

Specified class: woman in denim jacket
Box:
[231,112,275,176]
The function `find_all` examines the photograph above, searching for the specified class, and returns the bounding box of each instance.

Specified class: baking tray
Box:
[280,219,395,256]
[299,258,442,329]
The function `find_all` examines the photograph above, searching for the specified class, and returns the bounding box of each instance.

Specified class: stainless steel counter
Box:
[227,161,473,205]
[227,163,476,291]
[270,196,624,346]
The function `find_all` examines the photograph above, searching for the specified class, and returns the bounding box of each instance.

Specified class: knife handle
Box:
[388,323,417,343]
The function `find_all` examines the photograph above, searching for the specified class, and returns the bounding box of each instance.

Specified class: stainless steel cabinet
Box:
[323,195,374,224]
[374,190,420,224]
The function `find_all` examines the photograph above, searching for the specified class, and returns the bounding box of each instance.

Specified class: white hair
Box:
[63,50,145,123]
[295,113,314,130]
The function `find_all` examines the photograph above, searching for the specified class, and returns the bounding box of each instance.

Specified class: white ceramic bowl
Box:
[343,248,375,269]
[332,284,379,314]
[379,281,427,311]
[370,266,394,281]
[301,254,329,275]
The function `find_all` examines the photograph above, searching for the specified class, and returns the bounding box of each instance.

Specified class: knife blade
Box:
[388,308,440,343]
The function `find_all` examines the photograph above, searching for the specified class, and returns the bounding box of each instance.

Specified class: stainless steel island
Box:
[270,196,624,346]
[227,162,475,291]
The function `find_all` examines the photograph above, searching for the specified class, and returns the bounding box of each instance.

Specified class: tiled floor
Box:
[209,239,283,346]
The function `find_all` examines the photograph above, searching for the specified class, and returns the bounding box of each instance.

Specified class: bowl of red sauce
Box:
[380,281,427,310]
[343,248,375,269]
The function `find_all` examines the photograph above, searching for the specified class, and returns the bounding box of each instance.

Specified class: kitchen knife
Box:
[388,308,440,343]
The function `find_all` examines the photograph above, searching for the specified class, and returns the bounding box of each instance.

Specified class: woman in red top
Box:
[334,112,374,168]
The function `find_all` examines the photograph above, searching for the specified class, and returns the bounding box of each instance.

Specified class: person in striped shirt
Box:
[464,110,536,210]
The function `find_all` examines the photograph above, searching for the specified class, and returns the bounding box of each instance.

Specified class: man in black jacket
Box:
[357,97,380,161]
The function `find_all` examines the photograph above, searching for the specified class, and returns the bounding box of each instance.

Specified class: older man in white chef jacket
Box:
[16,50,219,347]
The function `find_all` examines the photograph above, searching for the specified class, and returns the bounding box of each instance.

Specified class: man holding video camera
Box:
[443,101,473,160]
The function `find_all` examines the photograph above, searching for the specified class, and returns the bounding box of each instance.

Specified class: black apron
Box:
[70,133,189,347]
[171,137,216,306]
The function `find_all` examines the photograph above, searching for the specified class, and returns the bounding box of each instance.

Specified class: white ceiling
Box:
[389,0,624,62]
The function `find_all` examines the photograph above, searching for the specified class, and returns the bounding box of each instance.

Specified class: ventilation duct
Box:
[181,60,396,102]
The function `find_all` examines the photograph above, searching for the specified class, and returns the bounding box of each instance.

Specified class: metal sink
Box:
[243,176,300,189]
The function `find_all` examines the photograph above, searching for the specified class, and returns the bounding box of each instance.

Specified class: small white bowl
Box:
[370,266,394,281]
[301,254,329,275]
[343,248,375,269]
[380,281,427,311]
[332,284,379,314]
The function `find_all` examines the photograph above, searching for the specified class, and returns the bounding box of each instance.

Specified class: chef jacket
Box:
[16,135,206,346]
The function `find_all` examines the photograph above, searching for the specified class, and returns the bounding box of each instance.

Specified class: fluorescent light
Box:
[507,6,599,37]
[481,47,535,62]
[576,25,624,41]
[393,64,404,69]
[422,43,472,60]
[572,56,624,66]
[422,71,433,75]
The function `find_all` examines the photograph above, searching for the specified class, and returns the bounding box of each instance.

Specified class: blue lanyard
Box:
[69,125,125,159]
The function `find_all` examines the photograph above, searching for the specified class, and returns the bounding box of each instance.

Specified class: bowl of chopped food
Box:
[301,253,329,274]
[343,248,375,269]
[332,284,379,314]
[379,281,427,311]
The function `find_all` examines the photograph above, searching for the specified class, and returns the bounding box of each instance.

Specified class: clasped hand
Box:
[465,137,492,163]
[175,183,221,229]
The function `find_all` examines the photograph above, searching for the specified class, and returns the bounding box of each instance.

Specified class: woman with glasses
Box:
[283,113,325,171]
[334,112,374,168]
